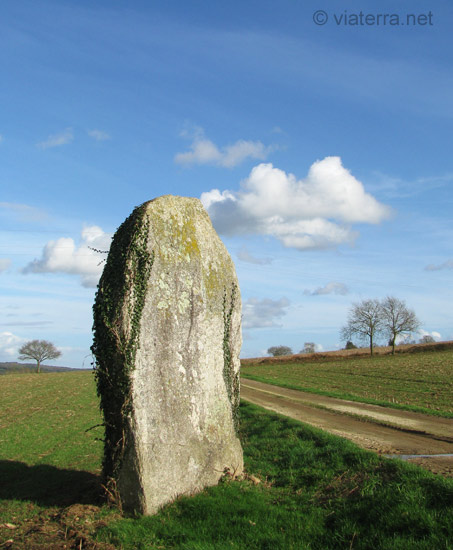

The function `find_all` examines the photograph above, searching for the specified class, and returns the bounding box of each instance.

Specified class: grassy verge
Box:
[1,371,453,549]
[241,349,453,418]
[98,402,453,549]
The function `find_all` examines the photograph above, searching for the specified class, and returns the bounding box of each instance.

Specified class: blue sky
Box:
[1,0,453,367]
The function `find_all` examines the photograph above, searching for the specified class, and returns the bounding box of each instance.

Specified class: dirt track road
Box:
[241,378,453,477]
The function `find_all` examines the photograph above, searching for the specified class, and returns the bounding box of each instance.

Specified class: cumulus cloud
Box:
[304,281,349,296]
[0,331,23,359]
[0,259,11,273]
[242,297,290,329]
[23,226,112,287]
[237,246,272,265]
[200,189,236,209]
[175,129,273,168]
[201,157,391,250]
[425,259,453,271]
[36,127,74,149]
[88,129,111,141]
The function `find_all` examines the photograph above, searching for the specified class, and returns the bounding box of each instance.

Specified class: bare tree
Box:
[267,345,293,357]
[18,340,62,373]
[301,342,316,354]
[341,299,383,355]
[381,296,420,355]
[345,340,357,350]
[419,334,435,344]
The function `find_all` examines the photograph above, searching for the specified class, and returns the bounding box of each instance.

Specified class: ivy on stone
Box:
[91,203,154,485]
[223,283,240,432]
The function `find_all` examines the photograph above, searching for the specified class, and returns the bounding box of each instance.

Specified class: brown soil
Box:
[0,504,119,550]
[241,379,453,478]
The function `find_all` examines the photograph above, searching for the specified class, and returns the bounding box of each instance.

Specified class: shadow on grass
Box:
[0,460,103,507]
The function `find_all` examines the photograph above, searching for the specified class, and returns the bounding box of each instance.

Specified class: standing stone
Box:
[92,195,243,515]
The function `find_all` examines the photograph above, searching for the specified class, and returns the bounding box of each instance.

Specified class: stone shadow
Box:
[0,459,102,507]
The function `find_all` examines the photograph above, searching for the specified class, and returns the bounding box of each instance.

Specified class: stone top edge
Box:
[142,195,203,208]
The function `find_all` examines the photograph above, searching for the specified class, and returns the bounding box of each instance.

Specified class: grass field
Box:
[242,349,453,417]
[1,369,453,549]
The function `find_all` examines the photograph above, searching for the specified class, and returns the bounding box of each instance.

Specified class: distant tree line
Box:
[267,345,293,357]
[267,296,431,358]
[341,296,421,355]
[267,342,317,357]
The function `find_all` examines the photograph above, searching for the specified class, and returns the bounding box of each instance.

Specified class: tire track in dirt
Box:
[241,379,453,477]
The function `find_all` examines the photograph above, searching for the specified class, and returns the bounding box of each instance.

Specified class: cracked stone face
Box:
[102,195,243,515]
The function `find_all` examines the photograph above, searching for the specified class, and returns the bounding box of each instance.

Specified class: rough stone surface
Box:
[95,195,243,515]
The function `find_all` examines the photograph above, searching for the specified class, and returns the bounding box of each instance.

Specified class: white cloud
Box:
[201,189,236,210]
[202,157,391,250]
[0,259,11,273]
[36,127,74,149]
[237,246,272,265]
[0,320,52,328]
[425,259,453,271]
[23,226,112,288]
[0,202,48,223]
[88,129,111,141]
[0,331,24,360]
[175,129,273,168]
[242,297,290,329]
[304,281,349,296]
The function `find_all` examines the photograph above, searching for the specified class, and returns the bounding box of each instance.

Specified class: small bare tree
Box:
[301,342,316,354]
[419,334,435,344]
[18,340,62,373]
[267,345,292,357]
[341,299,383,355]
[381,296,420,355]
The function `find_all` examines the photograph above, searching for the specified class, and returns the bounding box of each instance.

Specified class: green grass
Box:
[242,349,453,417]
[0,371,103,470]
[1,370,453,549]
[99,402,453,549]
[0,371,108,548]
